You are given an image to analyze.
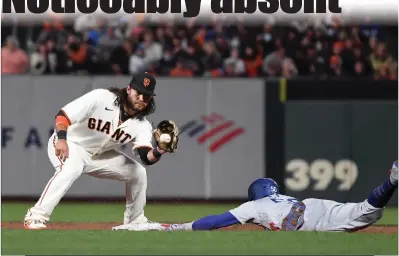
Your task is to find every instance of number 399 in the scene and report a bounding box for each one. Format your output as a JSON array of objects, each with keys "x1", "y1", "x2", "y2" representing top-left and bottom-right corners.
[{"x1": 285, "y1": 159, "x2": 358, "y2": 191}]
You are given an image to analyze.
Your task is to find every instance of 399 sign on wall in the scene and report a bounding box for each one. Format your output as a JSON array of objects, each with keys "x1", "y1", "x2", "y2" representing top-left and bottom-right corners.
[{"x1": 285, "y1": 159, "x2": 358, "y2": 192}]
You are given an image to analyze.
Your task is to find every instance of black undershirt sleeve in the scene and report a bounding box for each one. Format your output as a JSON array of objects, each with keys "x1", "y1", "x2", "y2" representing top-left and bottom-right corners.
[{"x1": 136, "y1": 147, "x2": 158, "y2": 165}]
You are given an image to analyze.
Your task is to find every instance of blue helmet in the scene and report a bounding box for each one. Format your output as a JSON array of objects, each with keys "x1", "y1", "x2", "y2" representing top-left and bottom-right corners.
[{"x1": 248, "y1": 178, "x2": 280, "y2": 201}]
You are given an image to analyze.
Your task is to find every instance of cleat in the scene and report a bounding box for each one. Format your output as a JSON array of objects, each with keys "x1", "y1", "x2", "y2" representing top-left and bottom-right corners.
[
  {"x1": 24, "y1": 209, "x2": 49, "y2": 230},
  {"x1": 24, "y1": 219, "x2": 47, "y2": 230}
]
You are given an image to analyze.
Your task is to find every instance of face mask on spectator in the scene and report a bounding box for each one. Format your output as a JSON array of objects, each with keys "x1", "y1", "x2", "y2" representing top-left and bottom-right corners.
[
  {"x1": 163, "y1": 53, "x2": 172, "y2": 61},
  {"x1": 316, "y1": 42, "x2": 323, "y2": 51},
  {"x1": 263, "y1": 34, "x2": 272, "y2": 41},
  {"x1": 231, "y1": 37, "x2": 240, "y2": 48}
]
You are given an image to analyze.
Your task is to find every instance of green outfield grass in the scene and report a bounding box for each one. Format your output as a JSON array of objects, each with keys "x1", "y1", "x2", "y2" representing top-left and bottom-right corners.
[{"x1": 2, "y1": 202, "x2": 398, "y2": 255}]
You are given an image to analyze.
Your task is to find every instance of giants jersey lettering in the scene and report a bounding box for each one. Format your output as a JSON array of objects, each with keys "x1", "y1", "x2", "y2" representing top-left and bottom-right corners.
[
  {"x1": 229, "y1": 194, "x2": 300, "y2": 230},
  {"x1": 58, "y1": 89, "x2": 153, "y2": 155}
]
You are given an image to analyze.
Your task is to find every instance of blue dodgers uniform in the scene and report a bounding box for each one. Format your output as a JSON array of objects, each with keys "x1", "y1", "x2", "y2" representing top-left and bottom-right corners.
[
  {"x1": 162, "y1": 162, "x2": 398, "y2": 232},
  {"x1": 183, "y1": 194, "x2": 305, "y2": 231},
  {"x1": 186, "y1": 195, "x2": 383, "y2": 232}
]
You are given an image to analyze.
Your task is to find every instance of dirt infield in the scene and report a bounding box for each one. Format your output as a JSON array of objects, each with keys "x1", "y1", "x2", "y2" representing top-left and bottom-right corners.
[{"x1": 2, "y1": 222, "x2": 397, "y2": 234}]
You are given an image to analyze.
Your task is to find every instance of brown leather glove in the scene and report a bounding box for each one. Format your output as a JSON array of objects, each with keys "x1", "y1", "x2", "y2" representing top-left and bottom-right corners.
[{"x1": 153, "y1": 120, "x2": 179, "y2": 153}]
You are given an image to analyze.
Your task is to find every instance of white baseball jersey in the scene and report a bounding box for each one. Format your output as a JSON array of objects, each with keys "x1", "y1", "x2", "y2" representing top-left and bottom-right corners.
[
  {"x1": 59, "y1": 88, "x2": 153, "y2": 156},
  {"x1": 229, "y1": 194, "x2": 300, "y2": 230},
  {"x1": 26, "y1": 88, "x2": 154, "y2": 225}
]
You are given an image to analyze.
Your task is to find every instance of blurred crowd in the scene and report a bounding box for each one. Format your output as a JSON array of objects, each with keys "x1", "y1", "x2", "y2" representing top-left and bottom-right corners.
[{"x1": 1, "y1": 15, "x2": 398, "y2": 80}]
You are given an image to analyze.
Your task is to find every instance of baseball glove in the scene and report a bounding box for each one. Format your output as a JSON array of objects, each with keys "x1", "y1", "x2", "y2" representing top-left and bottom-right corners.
[{"x1": 153, "y1": 120, "x2": 179, "y2": 153}]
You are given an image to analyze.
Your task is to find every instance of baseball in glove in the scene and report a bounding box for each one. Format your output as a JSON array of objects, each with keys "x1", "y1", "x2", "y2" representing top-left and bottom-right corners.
[{"x1": 153, "y1": 120, "x2": 179, "y2": 153}]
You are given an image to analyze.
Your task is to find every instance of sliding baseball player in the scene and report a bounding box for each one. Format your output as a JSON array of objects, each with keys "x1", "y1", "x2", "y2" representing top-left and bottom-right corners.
[
  {"x1": 24, "y1": 72, "x2": 179, "y2": 230},
  {"x1": 116, "y1": 161, "x2": 398, "y2": 232}
]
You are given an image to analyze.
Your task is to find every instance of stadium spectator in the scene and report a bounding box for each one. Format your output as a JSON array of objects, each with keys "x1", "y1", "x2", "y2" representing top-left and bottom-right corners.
[
  {"x1": 64, "y1": 35, "x2": 94, "y2": 74},
  {"x1": 35, "y1": 21, "x2": 68, "y2": 50},
  {"x1": 187, "y1": 44, "x2": 203, "y2": 76},
  {"x1": 156, "y1": 47, "x2": 176, "y2": 75},
  {"x1": 354, "y1": 61, "x2": 368, "y2": 77},
  {"x1": 1, "y1": 36, "x2": 29, "y2": 74},
  {"x1": 374, "y1": 64, "x2": 391, "y2": 80},
  {"x1": 353, "y1": 47, "x2": 372, "y2": 75},
  {"x1": 201, "y1": 41, "x2": 222, "y2": 76},
  {"x1": 244, "y1": 46, "x2": 263, "y2": 77},
  {"x1": 224, "y1": 48, "x2": 246, "y2": 76},
  {"x1": 142, "y1": 31, "x2": 163, "y2": 67},
  {"x1": 370, "y1": 42, "x2": 395, "y2": 74},
  {"x1": 86, "y1": 19, "x2": 107, "y2": 46},
  {"x1": 44, "y1": 39, "x2": 69, "y2": 74},
  {"x1": 170, "y1": 59, "x2": 193, "y2": 77},
  {"x1": 97, "y1": 28, "x2": 123, "y2": 63},
  {"x1": 329, "y1": 55, "x2": 348, "y2": 77},
  {"x1": 281, "y1": 58, "x2": 298, "y2": 78},
  {"x1": 341, "y1": 38, "x2": 356, "y2": 74},
  {"x1": 110, "y1": 39, "x2": 133, "y2": 75},
  {"x1": 129, "y1": 45, "x2": 147, "y2": 75},
  {"x1": 263, "y1": 47, "x2": 286, "y2": 77},
  {"x1": 30, "y1": 39, "x2": 68, "y2": 75},
  {"x1": 303, "y1": 46, "x2": 326, "y2": 77},
  {"x1": 1, "y1": 17, "x2": 397, "y2": 80}
]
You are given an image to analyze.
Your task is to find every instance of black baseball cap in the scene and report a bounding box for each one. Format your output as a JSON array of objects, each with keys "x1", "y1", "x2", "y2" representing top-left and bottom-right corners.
[{"x1": 129, "y1": 72, "x2": 156, "y2": 96}]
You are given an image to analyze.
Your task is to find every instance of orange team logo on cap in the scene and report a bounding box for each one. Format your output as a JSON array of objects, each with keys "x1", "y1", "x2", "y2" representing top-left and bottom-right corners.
[{"x1": 143, "y1": 78, "x2": 151, "y2": 87}]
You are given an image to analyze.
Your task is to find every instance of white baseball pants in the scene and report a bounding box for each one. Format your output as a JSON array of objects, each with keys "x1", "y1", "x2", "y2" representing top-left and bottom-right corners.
[
  {"x1": 300, "y1": 198, "x2": 383, "y2": 232},
  {"x1": 27, "y1": 134, "x2": 148, "y2": 224}
]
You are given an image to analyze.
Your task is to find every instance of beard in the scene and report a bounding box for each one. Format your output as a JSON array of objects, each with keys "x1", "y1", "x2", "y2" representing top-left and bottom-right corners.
[
  {"x1": 126, "y1": 98, "x2": 147, "y2": 113},
  {"x1": 133, "y1": 103, "x2": 146, "y2": 111},
  {"x1": 126, "y1": 98, "x2": 135, "y2": 111}
]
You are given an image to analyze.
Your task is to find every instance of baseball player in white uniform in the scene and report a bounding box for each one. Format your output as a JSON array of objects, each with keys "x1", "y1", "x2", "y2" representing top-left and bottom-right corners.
[
  {"x1": 24, "y1": 72, "x2": 179, "y2": 230},
  {"x1": 117, "y1": 160, "x2": 398, "y2": 232}
]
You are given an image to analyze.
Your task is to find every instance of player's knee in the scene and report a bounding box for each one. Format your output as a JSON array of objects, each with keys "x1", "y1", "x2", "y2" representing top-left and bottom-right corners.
[
  {"x1": 361, "y1": 209, "x2": 383, "y2": 225},
  {"x1": 374, "y1": 209, "x2": 383, "y2": 221},
  {"x1": 369, "y1": 211, "x2": 383, "y2": 225},
  {"x1": 59, "y1": 164, "x2": 83, "y2": 179}
]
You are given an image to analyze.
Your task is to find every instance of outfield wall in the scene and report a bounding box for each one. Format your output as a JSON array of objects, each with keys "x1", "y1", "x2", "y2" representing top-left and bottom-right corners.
[
  {"x1": 1, "y1": 76, "x2": 397, "y2": 205},
  {"x1": 284, "y1": 101, "x2": 398, "y2": 203},
  {"x1": 269, "y1": 78, "x2": 398, "y2": 206},
  {"x1": 1, "y1": 76, "x2": 265, "y2": 199}
]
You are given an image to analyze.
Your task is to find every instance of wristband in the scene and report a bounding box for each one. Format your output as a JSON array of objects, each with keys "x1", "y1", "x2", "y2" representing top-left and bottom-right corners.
[
  {"x1": 57, "y1": 130, "x2": 67, "y2": 140},
  {"x1": 153, "y1": 147, "x2": 166, "y2": 158}
]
